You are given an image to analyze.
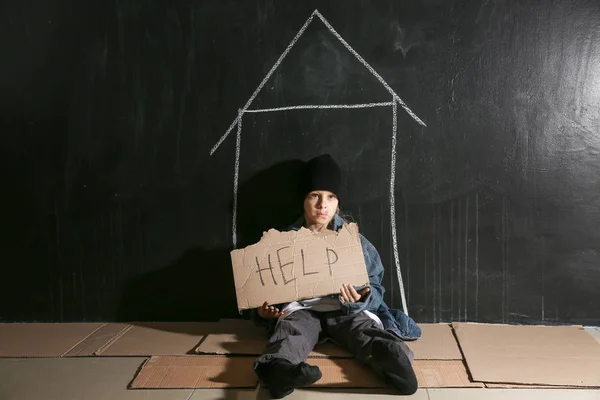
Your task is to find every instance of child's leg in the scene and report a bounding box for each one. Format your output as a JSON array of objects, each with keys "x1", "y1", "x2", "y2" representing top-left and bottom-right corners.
[
  {"x1": 255, "y1": 309, "x2": 322, "y2": 365},
  {"x1": 325, "y1": 312, "x2": 418, "y2": 395},
  {"x1": 254, "y1": 309, "x2": 323, "y2": 398}
]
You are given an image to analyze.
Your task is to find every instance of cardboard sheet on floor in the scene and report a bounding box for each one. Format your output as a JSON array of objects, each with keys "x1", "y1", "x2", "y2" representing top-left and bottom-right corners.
[
  {"x1": 195, "y1": 323, "x2": 461, "y2": 360},
  {"x1": 65, "y1": 323, "x2": 131, "y2": 356},
  {"x1": 484, "y1": 382, "x2": 594, "y2": 389},
  {"x1": 0, "y1": 323, "x2": 105, "y2": 357},
  {"x1": 453, "y1": 322, "x2": 600, "y2": 387},
  {"x1": 195, "y1": 334, "x2": 351, "y2": 357},
  {"x1": 413, "y1": 360, "x2": 483, "y2": 388},
  {"x1": 129, "y1": 356, "x2": 258, "y2": 388},
  {"x1": 405, "y1": 323, "x2": 463, "y2": 360},
  {"x1": 311, "y1": 359, "x2": 482, "y2": 388},
  {"x1": 97, "y1": 322, "x2": 214, "y2": 356},
  {"x1": 130, "y1": 356, "x2": 479, "y2": 389},
  {"x1": 309, "y1": 358, "x2": 384, "y2": 388},
  {"x1": 210, "y1": 319, "x2": 266, "y2": 338}
]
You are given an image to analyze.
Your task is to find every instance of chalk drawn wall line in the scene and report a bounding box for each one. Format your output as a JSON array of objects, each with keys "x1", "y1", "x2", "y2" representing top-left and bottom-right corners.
[
  {"x1": 210, "y1": 10, "x2": 317, "y2": 156},
  {"x1": 210, "y1": 9, "x2": 426, "y2": 155},
  {"x1": 390, "y1": 100, "x2": 409, "y2": 316},
  {"x1": 244, "y1": 102, "x2": 394, "y2": 113},
  {"x1": 209, "y1": 9, "x2": 430, "y2": 316},
  {"x1": 312, "y1": 10, "x2": 426, "y2": 128},
  {"x1": 232, "y1": 109, "x2": 243, "y2": 248}
]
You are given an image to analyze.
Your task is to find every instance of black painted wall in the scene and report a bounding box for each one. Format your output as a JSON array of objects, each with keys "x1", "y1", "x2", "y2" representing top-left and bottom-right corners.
[{"x1": 1, "y1": 0, "x2": 599, "y2": 325}]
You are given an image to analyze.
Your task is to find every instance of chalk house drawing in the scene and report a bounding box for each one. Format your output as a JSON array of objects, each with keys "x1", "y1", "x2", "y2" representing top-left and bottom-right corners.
[{"x1": 209, "y1": 9, "x2": 426, "y2": 316}]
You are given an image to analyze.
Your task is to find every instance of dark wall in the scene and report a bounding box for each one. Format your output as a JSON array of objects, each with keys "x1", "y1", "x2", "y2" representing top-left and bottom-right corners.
[{"x1": 1, "y1": 0, "x2": 599, "y2": 325}]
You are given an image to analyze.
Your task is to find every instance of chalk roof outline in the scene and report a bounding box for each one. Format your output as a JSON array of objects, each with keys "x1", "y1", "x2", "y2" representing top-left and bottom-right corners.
[
  {"x1": 209, "y1": 9, "x2": 426, "y2": 155},
  {"x1": 210, "y1": 9, "x2": 428, "y2": 317}
]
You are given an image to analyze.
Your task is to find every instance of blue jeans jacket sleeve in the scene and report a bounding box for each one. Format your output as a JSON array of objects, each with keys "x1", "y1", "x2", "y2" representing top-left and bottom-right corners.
[
  {"x1": 287, "y1": 214, "x2": 422, "y2": 340},
  {"x1": 339, "y1": 234, "x2": 385, "y2": 315}
]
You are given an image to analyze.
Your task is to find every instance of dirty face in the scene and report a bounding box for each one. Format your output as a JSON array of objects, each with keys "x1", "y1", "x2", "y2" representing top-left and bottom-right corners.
[{"x1": 303, "y1": 190, "x2": 339, "y2": 231}]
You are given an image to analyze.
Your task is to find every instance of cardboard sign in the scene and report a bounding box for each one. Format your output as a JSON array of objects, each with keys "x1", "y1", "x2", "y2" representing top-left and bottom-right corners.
[{"x1": 230, "y1": 223, "x2": 369, "y2": 310}]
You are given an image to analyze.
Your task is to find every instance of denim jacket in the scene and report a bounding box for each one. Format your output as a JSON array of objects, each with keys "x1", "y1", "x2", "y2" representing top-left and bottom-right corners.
[{"x1": 251, "y1": 215, "x2": 422, "y2": 341}]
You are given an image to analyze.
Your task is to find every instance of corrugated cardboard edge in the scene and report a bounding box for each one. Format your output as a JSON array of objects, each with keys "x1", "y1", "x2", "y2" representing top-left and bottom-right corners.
[
  {"x1": 129, "y1": 355, "x2": 258, "y2": 389},
  {"x1": 194, "y1": 334, "x2": 352, "y2": 358},
  {"x1": 414, "y1": 360, "x2": 483, "y2": 388},
  {"x1": 232, "y1": 223, "x2": 368, "y2": 311},
  {"x1": 484, "y1": 382, "x2": 600, "y2": 389},
  {"x1": 0, "y1": 323, "x2": 107, "y2": 358},
  {"x1": 60, "y1": 324, "x2": 107, "y2": 357},
  {"x1": 129, "y1": 357, "x2": 153, "y2": 388},
  {"x1": 194, "y1": 334, "x2": 264, "y2": 356},
  {"x1": 94, "y1": 324, "x2": 135, "y2": 355},
  {"x1": 65, "y1": 323, "x2": 132, "y2": 357},
  {"x1": 405, "y1": 323, "x2": 463, "y2": 360},
  {"x1": 129, "y1": 356, "x2": 483, "y2": 389},
  {"x1": 310, "y1": 359, "x2": 482, "y2": 388},
  {"x1": 94, "y1": 322, "x2": 211, "y2": 356},
  {"x1": 195, "y1": 324, "x2": 462, "y2": 361},
  {"x1": 453, "y1": 322, "x2": 600, "y2": 387},
  {"x1": 59, "y1": 323, "x2": 106, "y2": 357}
]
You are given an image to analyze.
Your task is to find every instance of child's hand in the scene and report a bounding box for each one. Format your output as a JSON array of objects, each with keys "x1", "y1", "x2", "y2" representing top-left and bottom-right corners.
[
  {"x1": 258, "y1": 301, "x2": 283, "y2": 319},
  {"x1": 340, "y1": 283, "x2": 370, "y2": 303}
]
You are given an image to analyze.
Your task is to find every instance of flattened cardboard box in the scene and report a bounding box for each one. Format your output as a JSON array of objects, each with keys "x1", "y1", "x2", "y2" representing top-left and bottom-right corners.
[
  {"x1": 311, "y1": 359, "x2": 483, "y2": 388},
  {"x1": 195, "y1": 323, "x2": 462, "y2": 360},
  {"x1": 0, "y1": 323, "x2": 106, "y2": 358},
  {"x1": 195, "y1": 334, "x2": 351, "y2": 358},
  {"x1": 66, "y1": 323, "x2": 131, "y2": 356},
  {"x1": 97, "y1": 322, "x2": 214, "y2": 356},
  {"x1": 405, "y1": 323, "x2": 463, "y2": 360},
  {"x1": 231, "y1": 223, "x2": 369, "y2": 310},
  {"x1": 130, "y1": 356, "x2": 258, "y2": 389},
  {"x1": 484, "y1": 382, "x2": 597, "y2": 389},
  {"x1": 130, "y1": 356, "x2": 481, "y2": 389},
  {"x1": 413, "y1": 360, "x2": 483, "y2": 388},
  {"x1": 209, "y1": 319, "x2": 265, "y2": 338},
  {"x1": 453, "y1": 322, "x2": 600, "y2": 387}
]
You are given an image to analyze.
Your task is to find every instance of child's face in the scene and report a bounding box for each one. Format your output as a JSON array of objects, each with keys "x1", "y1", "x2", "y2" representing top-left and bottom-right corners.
[{"x1": 303, "y1": 190, "x2": 339, "y2": 228}]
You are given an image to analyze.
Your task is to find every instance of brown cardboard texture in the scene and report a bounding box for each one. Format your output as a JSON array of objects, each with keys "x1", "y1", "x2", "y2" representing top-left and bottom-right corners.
[
  {"x1": 311, "y1": 359, "x2": 482, "y2": 388},
  {"x1": 97, "y1": 322, "x2": 212, "y2": 356},
  {"x1": 211, "y1": 319, "x2": 265, "y2": 338},
  {"x1": 0, "y1": 323, "x2": 105, "y2": 358},
  {"x1": 453, "y1": 322, "x2": 600, "y2": 387},
  {"x1": 130, "y1": 357, "x2": 481, "y2": 389},
  {"x1": 413, "y1": 360, "x2": 483, "y2": 388},
  {"x1": 195, "y1": 334, "x2": 351, "y2": 358},
  {"x1": 405, "y1": 323, "x2": 463, "y2": 360},
  {"x1": 130, "y1": 356, "x2": 258, "y2": 389},
  {"x1": 231, "y1": 223, "x2": 369, "y2": 310},
  {"x1": 196, "y1": 324, "x2": 460, "y2": 360},
  {"x1": 65, "y1": 323, "x2": 131, "y2": 357},
  {"x1": 309, "y1": 358, "x2": 384, "y2": 388}
]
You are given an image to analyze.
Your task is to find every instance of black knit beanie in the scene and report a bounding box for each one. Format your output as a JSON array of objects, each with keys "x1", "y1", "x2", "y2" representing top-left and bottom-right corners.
[{"x1": 301, "y1": 154, "x2": 342, "y2": 201}]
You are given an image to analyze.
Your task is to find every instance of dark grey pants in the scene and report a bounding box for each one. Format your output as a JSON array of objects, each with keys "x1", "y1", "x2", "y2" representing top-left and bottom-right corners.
[{"x1": 255, "y1": 309, "x2": 416, "y2": 388}]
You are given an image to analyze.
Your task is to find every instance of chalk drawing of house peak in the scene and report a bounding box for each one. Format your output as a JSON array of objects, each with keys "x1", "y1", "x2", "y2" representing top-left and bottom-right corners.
[
  {"x1": 210, "y1": 9, "x2": 426, "y2": 156},
  {"x1": 209, "y1": 9, "x2": 427, "y2": 316}
]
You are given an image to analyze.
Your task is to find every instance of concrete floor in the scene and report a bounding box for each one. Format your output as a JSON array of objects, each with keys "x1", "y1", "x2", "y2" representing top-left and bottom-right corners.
[
  {"x1": 2, "y1": 356, "x2": 599, "y2": 400},
  {"x1": 1, "y1": 327, "x2": 599, "y2": 400}
]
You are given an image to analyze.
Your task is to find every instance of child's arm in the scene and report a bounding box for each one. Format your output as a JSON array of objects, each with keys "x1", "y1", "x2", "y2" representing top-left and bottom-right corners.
[{"x1": 339, "y1": 234, "x2": 386, "y2": 315}]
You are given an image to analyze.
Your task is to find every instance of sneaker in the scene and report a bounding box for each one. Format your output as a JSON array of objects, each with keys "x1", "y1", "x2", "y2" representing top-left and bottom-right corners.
[
  {"x1": 372, "y1": 339, "x2": 418, "y2": 395},
  {"x1": 255, "y1": 358, "x2": 322, "y2": 399}
]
